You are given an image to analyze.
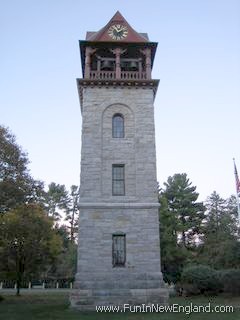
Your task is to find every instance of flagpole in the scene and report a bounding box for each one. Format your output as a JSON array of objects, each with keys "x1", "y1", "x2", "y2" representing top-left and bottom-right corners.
[{"x1": 233, "y1": 158, "x2": 240, "y2": 225}]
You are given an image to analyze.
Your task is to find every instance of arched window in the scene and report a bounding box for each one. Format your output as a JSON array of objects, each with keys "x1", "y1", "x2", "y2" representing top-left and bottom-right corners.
[{"x1": 112, "y1": 114, "x2": 124, "y2": 138}]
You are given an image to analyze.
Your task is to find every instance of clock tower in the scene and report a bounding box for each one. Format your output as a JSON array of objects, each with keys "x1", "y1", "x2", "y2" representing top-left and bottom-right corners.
[{"x1": 71, "y1": 11, "x2": 168, "y2": 310}]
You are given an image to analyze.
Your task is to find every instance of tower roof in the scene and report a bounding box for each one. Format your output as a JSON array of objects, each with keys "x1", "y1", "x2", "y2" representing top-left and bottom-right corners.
[{"x1": 85, "y1": 11, "x2": 149, "y2": 43}]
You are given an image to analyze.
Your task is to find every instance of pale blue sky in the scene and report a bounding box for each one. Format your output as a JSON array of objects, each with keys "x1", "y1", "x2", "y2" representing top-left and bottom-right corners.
[{"x1": 1, "y1": 0, "x2": 240, "y2": 200}]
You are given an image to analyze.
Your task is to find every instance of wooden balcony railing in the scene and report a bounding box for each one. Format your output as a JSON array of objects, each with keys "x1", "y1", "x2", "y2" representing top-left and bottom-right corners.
[
  {"x1": 89, "y1": 71, "x2": 116, "y2": 80},
  {"x1": 120, "y1": 71, "x2": 147, "y2": 80},
  {"x1": 88, "y1": 70, "x2": 148, "y2": 81}
]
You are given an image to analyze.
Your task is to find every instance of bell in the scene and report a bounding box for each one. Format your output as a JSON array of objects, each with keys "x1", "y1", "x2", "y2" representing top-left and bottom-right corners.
[
  {"x1": 101, "y1": 60, "x2": 112, "y2": 70},
  {"x1": 129, "y1": 61, "x2": 138, "y2": 71},
  {"x1": 120, "y1": 61, "x2": 126, "y2": 68}
]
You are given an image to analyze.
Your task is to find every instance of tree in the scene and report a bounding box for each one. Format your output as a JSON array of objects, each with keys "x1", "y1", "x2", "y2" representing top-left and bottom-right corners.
[
  {"x1": 44, "y1": 182, "x2": 69, "y2": 221},
  {"x1": 0, "y1": 204, "x2": 62, "y2": 295},
  {"x1": 0, "y1": 125, "x2": 44, "y2": 213},
  {"x1": 159, "y1": 173, "x2": 205, "y2": 283},
  {"x1": 0, "y1": 126, "x2": 28, "y2": 181},
  {"x1": 198, "y1": 192, "x2": 240, "y2": 269},
  {"x1": 44, "y1": 184, "x2": 79, "y2": 241},
  {"x1": 162, "y1": 173, "x2": 205, "y2": 248},
  {"x1": 159, "y1": 194, "x2": 186, "y2": 283},
  {"x1": 65, "y1": 185, "x2": 79, "y2": 242},
  {"x1": 52, "y1": 225, "x2": 78, "y2": 279}
]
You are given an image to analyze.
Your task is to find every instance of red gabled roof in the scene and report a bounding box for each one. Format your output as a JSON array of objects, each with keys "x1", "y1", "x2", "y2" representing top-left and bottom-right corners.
[{"x1": 86, "y1": 11, "x2": 149, "y2": 42}]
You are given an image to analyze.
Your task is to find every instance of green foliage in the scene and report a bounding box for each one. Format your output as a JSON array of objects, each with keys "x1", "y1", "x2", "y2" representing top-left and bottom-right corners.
[
  {"x1": 56, "y1": 225, "x2": 71, "y2": 248},
  {"x1": 159, "y1": 195, "x2": 187, "y2": 283},
  {"x1": 64, "y1": 185, "x2": 80, "y2": 242},
  {"x1": 218, "y1": 269, "x2": 240, "y2": 295},
  {"x1": 0, "y1": 125, "x2": 44, "y2": 213},
  {"x1": 42, "y1": 182, "x2": 80, "y2": 243},
  {"x1": 0, "y1": 125, "x2": 28, "y2": 180},
  {"x1": 44, "y1": 182, "x2": 69, "y2": 221},
  {"x1": 181, "y1": 266, "x2": 240, "y2": 296},
  {"x1": 162, "y1": 173, "x2": 205, "y2": 248},
  {"x1": 198, "y1": 192, "x2": 240, "y2": 269},
  {"x1": 159, "y1": 176, "x2": 240, "y2": 284},
  {"x1": 0, "y1": 204, "x2": 62, "y2": 295},
  {"x1": 0, "y1": 295, "x2": 4, "y2": 302},
  {"x1": 181, "y1": 265, "x2": 221, "y2": 296},
  {"x1": 52, "y1": 243, "x2": 77, "y2": 279},
  {"x1": 0, "y1": 125, "x2": 78, "y2": 282},
  {"x1": 159, "y1": 173, "x2": 205, "y2": 283},
  {"x1": 44, "y1": 183, "x2": 80, "y2": 240},
  {"x1": 49, "y1": 225, "x2": 78, "y2": 279}
]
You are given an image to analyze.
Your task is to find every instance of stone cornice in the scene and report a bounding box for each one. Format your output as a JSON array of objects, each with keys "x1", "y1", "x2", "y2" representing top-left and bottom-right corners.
[
  {"x1": 77, "y1": 78, "x2": 159, "y2": 110},
  {"x1": 79, "y1": 202, "x2": 160, "y2": 209}
]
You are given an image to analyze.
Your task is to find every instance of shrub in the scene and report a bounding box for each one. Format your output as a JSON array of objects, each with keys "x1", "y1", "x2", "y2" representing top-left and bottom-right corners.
[
  {"x1": 218, "y1": 269, "x2": 240, "y2": 295},
  {"x1": 0, "y1": 295, "x2": 4, "y2": 302},
  {"x1": 181, "y1": 265, "x2": 221, "y2": 296}
]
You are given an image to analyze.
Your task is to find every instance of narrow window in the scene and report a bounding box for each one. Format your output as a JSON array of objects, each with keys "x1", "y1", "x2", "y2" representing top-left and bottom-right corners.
[
  {"x1": 112, "y1": 234, "x2": 126, "y2": 267},
  {"x1": 112, "y1": 114, "x2": 124, "y2": 138},
  {"x1": 112, "y1": 164, "x2": 125, "y2": 196}
]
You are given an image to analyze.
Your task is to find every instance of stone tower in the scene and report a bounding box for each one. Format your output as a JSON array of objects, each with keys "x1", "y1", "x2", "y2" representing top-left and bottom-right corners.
[{"x1": 71, "y1": 11, "x2": 168, "y2": 310}]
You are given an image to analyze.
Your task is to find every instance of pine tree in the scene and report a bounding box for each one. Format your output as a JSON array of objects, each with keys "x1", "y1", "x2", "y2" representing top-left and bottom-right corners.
[
  {"x1": 198, "y1": 191, "x2": 240, "y2": 269},
  {"x1": 159, "y1": 173, "x2": 205, "y2": 282},
  {"x1": 65, "y1": 185, "x2": 80, "y2": 242},
  {"x1": 162, "y1": 173, "x2": 205, "y2": 248}
]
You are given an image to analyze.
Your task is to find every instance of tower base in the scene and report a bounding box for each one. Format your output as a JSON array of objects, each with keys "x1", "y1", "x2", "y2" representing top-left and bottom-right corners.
[{"x1": 70, "y1": 272, "x2": 169, "y2": 311}]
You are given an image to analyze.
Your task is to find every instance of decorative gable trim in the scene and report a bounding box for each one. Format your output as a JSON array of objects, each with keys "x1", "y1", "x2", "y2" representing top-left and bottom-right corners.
[{"x1": 85, "y1": 11, "x2": 149, "y2": 43}]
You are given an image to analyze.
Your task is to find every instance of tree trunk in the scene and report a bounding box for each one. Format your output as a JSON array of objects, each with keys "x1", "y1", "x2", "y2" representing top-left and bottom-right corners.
[
  {"x1": 16, "y1": 257, "x2": 24, "y2": 296},
  {"x1": 16, "y1": 271, "x2": 22, "y2": 296},
  {"x1": 182, "y1": 231, "x2": 187, "y2": 248},
  {"x1": 70, "y1": 212, "x2": 75, "y2": 243}
]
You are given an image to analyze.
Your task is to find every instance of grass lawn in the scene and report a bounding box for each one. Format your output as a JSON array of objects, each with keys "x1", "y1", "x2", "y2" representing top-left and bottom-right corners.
[{"x1": 0, "y1": 290, "x2": 239, "y2": 320}]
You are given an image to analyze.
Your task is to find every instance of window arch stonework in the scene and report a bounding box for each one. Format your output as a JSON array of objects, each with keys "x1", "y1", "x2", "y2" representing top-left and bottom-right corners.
[
  {"x1": 102, "y1": 103, "x2": 134, "y2": 140},
  {"x1": 101, "y1": 104, "x2": 136, "y2": 198}
]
